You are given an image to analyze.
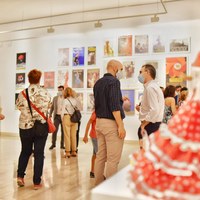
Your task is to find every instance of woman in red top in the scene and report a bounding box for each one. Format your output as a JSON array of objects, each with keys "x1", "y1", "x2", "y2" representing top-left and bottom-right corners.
[{"x1": 83, "y1": 111, "x2": 97, "y2": 178}]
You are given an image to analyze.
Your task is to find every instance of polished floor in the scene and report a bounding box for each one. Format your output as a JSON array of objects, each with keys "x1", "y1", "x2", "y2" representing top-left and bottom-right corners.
[{"x1": 0, "y1": 135, "x2": 138, "y2": 200}]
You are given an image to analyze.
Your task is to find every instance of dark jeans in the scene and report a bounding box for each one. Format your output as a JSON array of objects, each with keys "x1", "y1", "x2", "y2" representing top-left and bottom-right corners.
[
  {"x1": 52, "y1": 115, "x2": 64, "y2": 147},
  {"x1": 17, "y1": 127, "x2": 48, "y2": 185},
  {"x1": 138, "y1": 122, "x2": 161, "y2": 139}
]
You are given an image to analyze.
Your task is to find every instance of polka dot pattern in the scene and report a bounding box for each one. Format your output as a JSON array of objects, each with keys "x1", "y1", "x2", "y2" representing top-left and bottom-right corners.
[{"x1": 129, "y1": 97, "x2": 200, "y2": 199}]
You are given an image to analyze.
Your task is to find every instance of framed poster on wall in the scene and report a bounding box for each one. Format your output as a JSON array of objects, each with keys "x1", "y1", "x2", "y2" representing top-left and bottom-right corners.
[
  {"x1": 135, "y1": 35, "x2": 149, "y2": 54},
  {"x1": 16, "y1": 52, "x2": 26, "y2": 70},
  {"x1": 57, "y1": 48, "x2": 69, "y2": 66},
  {"x1": 121, "y1": 89, "x2": 135, "y2": 115},
  {"x1": 87, "y1": 68, "x2": 100, "y2": 88},
  {"x1": 118, "y1": 35, "x2": 132, "y2": 56},
  {"x1": 166, "y1": 57, "x2": 187, "y2": 87},
  {"x1": 72, "y1": 69, "x2": 84, "y2": 88},
  {"x1": 44, "y1": 71, "x2": 55, "y2": 89},
  {"x1": 169, "y1": 38, "x2": 190, "y2": 53}
]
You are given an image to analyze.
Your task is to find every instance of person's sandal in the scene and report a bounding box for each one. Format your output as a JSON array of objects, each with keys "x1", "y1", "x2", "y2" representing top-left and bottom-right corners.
[{"x1": 17, "y1": 177, "x2": 25, "y2": 187}]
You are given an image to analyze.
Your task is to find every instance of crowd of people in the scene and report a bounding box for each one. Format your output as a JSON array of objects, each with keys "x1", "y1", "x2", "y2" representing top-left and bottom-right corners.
[{"x1": 0, "y1": 60, "x2": 190, "y2": 190}]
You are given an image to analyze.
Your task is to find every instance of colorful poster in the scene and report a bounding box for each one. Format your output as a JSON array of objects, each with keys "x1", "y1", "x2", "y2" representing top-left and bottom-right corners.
[
  {"x1": 57, "y1": 69, "x2": 69, "y2": 88},
  {"x1": 87, "y1": 68, "x2": 100, "y2": 88},
  {"x1": 72, "y1": 69, "x2": 84, "y2": 88},
  {"x1": 135, "y1": 35, "x2": 149, "y2": 54},
  {"x1": 121, "y1": 90, "x2": 135, "y2": 115},
  {"x1": 122, "y1": 61, "x2": 135, "y2": 79},
  {"x1": 87, "y1": 93, "x2": 94, "y2": 112},
  {"x1": 16, "y1": 73, "x2": 25, "y2": 90},
  {"x1": 152, "y1": 35, "x2": 165, "y2": 53},
  {"x1": 104, "y1": 39, "x2": 114, "y2": 57},
  {"x1": 118, "y1": 35, "x2": 132, "y2": 56},
  {"x1": 88, "y1": 46, "x2": 96, "y2": 65},
  {"x1": 76, "y1": 92, "x2": 83, "y2": 111},
  {"x1": 166, "y1": 57, "x2": 187, "y2": 87},
  {"x1": 16, "y1": 52, "x2": 26, "y2": 70},
  {"x1": 169, "y1": 38, "x2": 190, "y2": 52},
  {"x1": 44, "y1": 71, "x2": 55, "y2": 89},
  {"x1": 58, "y1": 48, "x2": 69, "y2": 66},
  {"x1": 72, "y1": 47, "x2": 85, "y2": 66}
]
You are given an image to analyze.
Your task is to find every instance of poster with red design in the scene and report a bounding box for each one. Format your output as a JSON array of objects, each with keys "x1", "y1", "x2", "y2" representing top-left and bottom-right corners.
[
  {"x1": 118, "y1": 35, "x2": 132, "y2": 56},
  {"x1": 16, "y1": 52, "x2": 26, "y2": 70},
  {"x1": 16, "y1": 73, "x2": 25, "y2": 90},
  {"x1": 44, "y1": 71, "x2": 55, "y2": 89},
  {"x1": 87, "y1": 68, "x2": 100, "y2": 88},
  {"x1": 166, "y1": 57, "x2": 187, "y2": 87}
]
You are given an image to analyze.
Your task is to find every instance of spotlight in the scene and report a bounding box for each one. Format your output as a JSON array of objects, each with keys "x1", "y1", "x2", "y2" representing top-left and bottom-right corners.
[
  {"x1": 151, "y1": 15, "x2": 159, "y2": 23},
  {"x1": 94, "y1": 21, "x2": 102, "y2": 28},
  {"x1": 47, "y1": 26, "x2": 55, "y2": 33}
]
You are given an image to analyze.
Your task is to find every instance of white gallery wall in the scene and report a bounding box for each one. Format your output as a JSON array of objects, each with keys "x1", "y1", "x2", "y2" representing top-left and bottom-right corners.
[{"x1": 0, "y1": 19, "x2": 200, "y2": 140}]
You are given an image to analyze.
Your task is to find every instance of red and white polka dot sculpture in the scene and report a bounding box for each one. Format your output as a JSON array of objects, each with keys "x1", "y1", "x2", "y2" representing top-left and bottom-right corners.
[{"x1": 129, "y1": 52, "x2": 200, "y2": 200}]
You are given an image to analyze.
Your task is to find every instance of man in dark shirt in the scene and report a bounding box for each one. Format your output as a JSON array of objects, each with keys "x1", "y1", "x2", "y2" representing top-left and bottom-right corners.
[{"x1": 93, "y1": 59, "x2": 126, "y2": 185}]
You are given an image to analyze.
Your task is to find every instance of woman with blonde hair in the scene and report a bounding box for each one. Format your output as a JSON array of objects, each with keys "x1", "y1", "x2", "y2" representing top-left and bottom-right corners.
[{"x1": 61, "y1": 87, "x2": 80, "y2": 158}]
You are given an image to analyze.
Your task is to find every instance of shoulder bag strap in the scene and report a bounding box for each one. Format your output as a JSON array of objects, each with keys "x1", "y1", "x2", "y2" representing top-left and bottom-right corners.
[
  {"x1": 25, "y1": 88, "x2": 33, "y2": 117},
  {"x1": 67, "y1": 98, "x2": 76, "y2": 111},
  {"x1": 22, "y1": 89, "x2": 47, "y2": 121}
]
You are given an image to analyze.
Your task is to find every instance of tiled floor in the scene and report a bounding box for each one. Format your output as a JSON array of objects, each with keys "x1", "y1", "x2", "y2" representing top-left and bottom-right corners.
[{"x1": 0, "y1": 135, "x2": 138, "y2": 200}]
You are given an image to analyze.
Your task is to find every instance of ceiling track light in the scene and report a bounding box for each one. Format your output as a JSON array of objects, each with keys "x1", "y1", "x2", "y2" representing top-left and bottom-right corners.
[
  {"x1": 47, "y1": 26, "x2": 55, "y2": 33},
  {"x1": 94, "y1": 20, "x2": 103, "y2": 28},
  {"x1": 151, "y1": 14, "x2": 159, "y2": 23}
]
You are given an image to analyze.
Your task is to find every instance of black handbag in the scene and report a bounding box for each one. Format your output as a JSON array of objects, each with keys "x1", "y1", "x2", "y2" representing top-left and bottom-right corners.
[{"x1": 66, "y1": 98, "x2": 82, "y2": 123}]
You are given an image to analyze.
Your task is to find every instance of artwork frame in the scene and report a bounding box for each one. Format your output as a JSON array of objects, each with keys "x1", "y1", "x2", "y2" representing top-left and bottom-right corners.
[
  {"x1": 135, "y1": 35, "x2": 149, "y2": 54},
  {"x1": 16, "y1": 73, "x2": 25, "y2": 90},
  {"x1": 121, "y1": 89, "x2": 135, "y2": 115},
  {"x1": 88, "y1": 46, "x2": 96, "y2": 65},
  {"x1": 118, "y1": 35, "x2": 132, "y2": 56},
  {"x1": 16, "y1": 52, "x2": 26, "y2": 70},
  {"x1": 57, "y1": 48, "x2": 69, "y2": 66},
  {"x1": 103, "y1": 38, "x2": 115, "y2": 57},
  {"x1": 169, "y1": 38, "x2": 190, "y2": 53},
  {"x1": 87, "y1": 92, "x2": 94, "y2": 112},
  {"x1": 152, "y1": 35, "x2": 166, "y2": 53},
  {"x1": 44, "y1": 71, "x2": 55, "y2": 89},
  {"x1": 72, "y1": 69, "x2": 84, "y2": 88},
  {"x1": 166, "y1": 56, "x2": 187, "y2": 87},
  {"x1": 72, "y1": 47, "x2": 85, "y2": 66},
  {"x1": 87, "y1": 68, "x2": 100, "y2": 88}
]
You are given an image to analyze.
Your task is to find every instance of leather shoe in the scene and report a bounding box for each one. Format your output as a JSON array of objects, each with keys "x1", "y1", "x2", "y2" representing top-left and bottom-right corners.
[{"x1": 49, "y1": 145, "x2": 55, "y2": 150}]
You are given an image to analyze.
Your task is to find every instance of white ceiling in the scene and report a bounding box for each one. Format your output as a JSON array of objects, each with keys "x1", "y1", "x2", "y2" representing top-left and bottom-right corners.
[{"x1": 0, "y1": 0, "x2": 200, "y2": 42}]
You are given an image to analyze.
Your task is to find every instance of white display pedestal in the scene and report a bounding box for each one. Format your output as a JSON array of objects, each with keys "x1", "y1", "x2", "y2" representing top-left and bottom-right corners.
[{"x1": 91, "y1": 165, "x2": 134, "y2": 200}]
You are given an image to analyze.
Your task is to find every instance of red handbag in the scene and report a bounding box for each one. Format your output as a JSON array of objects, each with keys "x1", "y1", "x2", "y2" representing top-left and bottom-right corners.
[{"x1": 22, "y1": 90, "x2": 56, "y2": 134}]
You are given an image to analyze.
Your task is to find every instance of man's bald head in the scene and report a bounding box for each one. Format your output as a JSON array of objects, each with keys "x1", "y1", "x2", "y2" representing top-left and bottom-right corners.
[{"x1": 107, "y1": 59, "x2": 123, "y2": 73}]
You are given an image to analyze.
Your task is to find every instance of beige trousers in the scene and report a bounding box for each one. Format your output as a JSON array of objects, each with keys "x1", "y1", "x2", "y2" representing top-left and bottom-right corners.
[
  {"x1": 62, "y1": 115, "x2": 78, "y2": 152},
  {"x1": 94, "y1": 118, "x2": 124, "y2": 185}
]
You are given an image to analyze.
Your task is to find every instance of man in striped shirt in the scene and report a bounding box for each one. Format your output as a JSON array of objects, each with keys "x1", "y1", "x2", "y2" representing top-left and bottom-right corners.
[{"x1": 93, "y1": 59, "x2": 126, "y2": 185}]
